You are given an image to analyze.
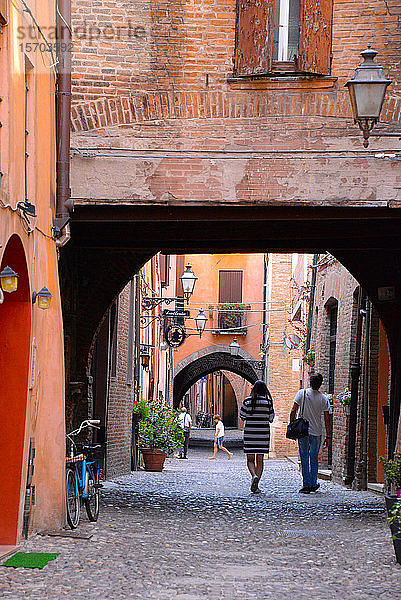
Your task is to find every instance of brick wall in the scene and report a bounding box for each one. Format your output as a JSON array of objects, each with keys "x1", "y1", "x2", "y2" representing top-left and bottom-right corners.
[
  {"x1": 106, "y1": 282, "x2": 134, "y2": 478},
  {"x1": 268, "y1": 254, "x2": 302, "y2": 458},
  {"x1": 313, "y1": 257, "x2": 358, "y2": 481},
  {"x1": 311, "y1": 256, "x2": 387, "y2": 488},
  {"x1": 70, "y1": 0, "x2": 401, "y2": 209}
]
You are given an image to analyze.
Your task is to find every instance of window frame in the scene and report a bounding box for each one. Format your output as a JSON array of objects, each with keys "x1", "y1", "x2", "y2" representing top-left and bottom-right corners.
[{"x1": 233, "y1": 0, "x2": 334, "y2": 78}]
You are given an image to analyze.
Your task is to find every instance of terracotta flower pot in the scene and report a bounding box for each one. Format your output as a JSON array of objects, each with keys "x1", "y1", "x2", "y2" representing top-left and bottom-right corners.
[
  {"x1": 385, "y1": 495, "x2": 401, "y2": 565},
  {"x1": 141, "y1": 448, "x2": 167, "y2": 472}
]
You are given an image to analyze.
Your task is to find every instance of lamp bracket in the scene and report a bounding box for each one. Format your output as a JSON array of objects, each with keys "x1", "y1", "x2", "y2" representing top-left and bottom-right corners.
[
  {"x1": 142, "y1": 296, "x2": 180, "y2": 311},
  {"x1": 53, "y1": 216, "x2": 70, "y2": 232},
  {"x1": 356, "y1": 117, "x2": 377, "y2": 148}
]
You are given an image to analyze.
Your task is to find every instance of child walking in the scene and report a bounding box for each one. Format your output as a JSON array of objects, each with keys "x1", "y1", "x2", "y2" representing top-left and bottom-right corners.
[{"x1": 208, "y1": 414, "x2": 233, "y2": 460}]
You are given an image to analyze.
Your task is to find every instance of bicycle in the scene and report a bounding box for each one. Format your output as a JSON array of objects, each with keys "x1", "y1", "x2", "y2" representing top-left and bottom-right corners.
[{"x1": 65, "y1": 419, "x2": 103, "y2": 529}]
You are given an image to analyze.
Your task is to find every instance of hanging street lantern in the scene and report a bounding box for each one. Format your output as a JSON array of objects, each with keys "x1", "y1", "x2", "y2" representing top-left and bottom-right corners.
[
  {"x1": 195, "y1": 309, "x2": 207, "y2": 337},
  {"x1": 0, "y1": 265, "x2": 19, "y2": 293},
  {"x1": 345, "y1": 46, "x2": 392, "y2": 148},
  {"x1": 229, "y1": 338, "x2": 241, "y2": 357},
  {"x1": 179, "y1": 264, "x2": 198, "y2": 303},
  {"x1": 140, "y1": 345, "x2": 151, "y2": 370},
  {"x1": 32, "y1": 287, "x2": 52, "y2": 310}
]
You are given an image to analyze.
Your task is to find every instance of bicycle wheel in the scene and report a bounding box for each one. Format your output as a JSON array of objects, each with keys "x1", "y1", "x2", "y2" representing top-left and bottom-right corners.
[
  {"x1": 66, "y1": 467, "x2": 80, "y2": 529},
  {"x1": 84, "y1": 468, "x2": 99, "y2": 522}
]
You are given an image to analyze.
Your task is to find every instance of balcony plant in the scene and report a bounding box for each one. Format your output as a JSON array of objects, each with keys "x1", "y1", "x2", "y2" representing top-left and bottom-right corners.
[
  {"x1": 379, "y1": 450, "x2": 401, "y2": 564},
  {"x1": 215, "y1": 303, "x2": 249, "y2": 333},
  {"x1": 138, "y1": 399, "x2": 184, "y2": 472}
]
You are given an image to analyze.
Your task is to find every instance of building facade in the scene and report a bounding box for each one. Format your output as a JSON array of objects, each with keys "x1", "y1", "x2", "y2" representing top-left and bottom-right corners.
[
  {"x1": 0, "y1": 1, "x2": 65, "y2": 545},
  {"x1": 173, "y1": 253, "x2": 304, "y2": 458},
  {"x1": 307, "y1": 255, "x2": 390, "y2": 490},
  {"x1": 63, "y1": 0, "x2": 401, "y2": 506}
]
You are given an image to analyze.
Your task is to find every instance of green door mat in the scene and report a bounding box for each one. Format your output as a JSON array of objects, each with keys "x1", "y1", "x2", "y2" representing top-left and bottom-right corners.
[{"x1": 2, "y1": 552, "x2": 59, "y2": 569}]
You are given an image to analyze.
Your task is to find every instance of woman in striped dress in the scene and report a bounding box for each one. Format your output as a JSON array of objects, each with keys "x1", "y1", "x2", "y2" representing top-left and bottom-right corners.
[{"x1": 240, "y1": 380, "x2": 275, "y2": 493}]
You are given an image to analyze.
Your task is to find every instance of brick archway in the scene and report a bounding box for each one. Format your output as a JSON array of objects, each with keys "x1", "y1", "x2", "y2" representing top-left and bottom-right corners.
[{"x1": 173, "y1": 345, "x2": 262, "y2": 407}]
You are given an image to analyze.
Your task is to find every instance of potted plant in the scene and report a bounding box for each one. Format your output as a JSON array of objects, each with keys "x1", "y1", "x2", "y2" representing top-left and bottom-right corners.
[
  {"x1": 138, "y1": 399, "x2": 184, "y2": 472},
  {"x1": 132, "y1": 398, "x2": 149, "y2": 424},
  {"x1": 379, "y1": 450, "x2": 401, "y2": 564}
]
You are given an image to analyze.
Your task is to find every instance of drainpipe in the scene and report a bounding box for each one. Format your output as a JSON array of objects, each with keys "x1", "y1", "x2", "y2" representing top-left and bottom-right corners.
[
  {"x1": 133, "y1": 274, "x2": 141, "y2": 403},
  {"x1": 345, "y1": 287, "x2": 363, "y2": 486},
  {"x1": 360, "y1": 298, "x2": 372, "y2": 490},
  {"x1": 131, "y1": 274, "x2": 141, "y2": 470},
  {"x1": 305, "y1": 253, "x2": 319, "y2": 353},
  {"x1": 262, "y1": 253, "x2": 269, "y2": 381},
  {"x1": 54, "y1": 0, "x2": 73, "y2": 234}
]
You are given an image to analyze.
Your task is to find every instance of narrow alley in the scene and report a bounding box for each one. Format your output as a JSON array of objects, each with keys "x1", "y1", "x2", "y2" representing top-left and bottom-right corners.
[{"x1": 2, "y1": 451, "x2": 397, "y2": 600}]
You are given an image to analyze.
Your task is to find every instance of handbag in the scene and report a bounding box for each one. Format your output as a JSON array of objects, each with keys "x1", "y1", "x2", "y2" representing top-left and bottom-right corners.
[{"x1": 286, "y1": 390, "x2": 309, "y2": 440}]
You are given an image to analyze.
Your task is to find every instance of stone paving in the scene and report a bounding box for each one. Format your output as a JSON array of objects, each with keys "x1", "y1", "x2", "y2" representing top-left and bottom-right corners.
[{"x1": 1, "y1": 450, "x2": 399, "y2": 600}]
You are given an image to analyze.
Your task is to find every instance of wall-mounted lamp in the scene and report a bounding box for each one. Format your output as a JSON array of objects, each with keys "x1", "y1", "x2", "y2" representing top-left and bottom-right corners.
[
  {"x1": 0, "y1": 265, "x2": 19, "y2": 293},
  {"x1": 140, "y1": 344, "x2": 151, "y2": 370},
  {"x1": 17, "y1": 200, "x2": 37, "y2": 218},
  {"x1": 345, "y1": 46, "x2": 392, "y2": 148},
  {"x1": 179, "y1": 264, "x2": 198, "y2": 304},
  {"x1": 229, "y1": 338, "x2": 241, "y2": 357},
  {"x1": 32, "y1": 286, "x2": 52, "y2": 310},
  {"x1": 195, "y1": 309, "x2": 207, "y2": 337}
]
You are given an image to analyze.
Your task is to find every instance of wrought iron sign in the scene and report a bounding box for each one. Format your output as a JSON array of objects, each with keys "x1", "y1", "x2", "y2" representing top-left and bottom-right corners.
[{"x1": 164, "y1": 324, "x2": 186, "y2": 348}]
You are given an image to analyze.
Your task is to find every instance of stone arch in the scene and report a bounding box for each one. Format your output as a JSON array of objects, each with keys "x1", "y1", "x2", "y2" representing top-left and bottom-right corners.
[{"x1": 173, "y1": 345, "x2": 261, "y2": 407}]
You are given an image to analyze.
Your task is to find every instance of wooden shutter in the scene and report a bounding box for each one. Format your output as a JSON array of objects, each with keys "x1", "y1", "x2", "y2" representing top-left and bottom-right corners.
[
  {"x1": 159, "y1": 254, "x2": 170, "y2": 288},
  {"x1": 0, "y1": 0, "x2": 7, "y2": 25},
  {"x1": 219, "y1": 271, "x2": 243, "y2": 303},
  {"x1": 234, "y1": 0, "x2": 275, "y2": 75},
  {"x1": 297, "y1": 0, "x2": 333, "y2": 74}
]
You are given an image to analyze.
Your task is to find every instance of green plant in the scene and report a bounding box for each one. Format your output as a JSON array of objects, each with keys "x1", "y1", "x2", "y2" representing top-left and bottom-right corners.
[
  {"x1": 388, "y1": 498, "x2": 401, "y2": 533},
  {"x1": 138, "y1": 398, "x2": 184, "y2": 454},
  {"x1": 337, "y1": 388, "x2": 351, "y2": 407},
  {"x1": 379, "y1": 450, "x2": 401, "y2": 491},
  {"x1": 302, "y1": 346, "x2": 315, "y2": 368},
  {"x1": 132, "y1": 398, "x2": 149, "y2": 421},
  {"x1": 216, "y1": 303, "x2": 249, "y2": 331}
]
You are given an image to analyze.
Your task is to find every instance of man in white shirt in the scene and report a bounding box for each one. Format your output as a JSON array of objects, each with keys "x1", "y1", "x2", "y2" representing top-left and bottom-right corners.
[
  {"x1": 178, "y1": 407, "x2": 192, "y2": 459},
  {"x1": 290, "y1": 373, "x2": 331, "y2": 494}
]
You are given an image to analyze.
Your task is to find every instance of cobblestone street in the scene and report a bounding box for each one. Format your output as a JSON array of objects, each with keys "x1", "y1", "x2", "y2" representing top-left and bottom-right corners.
[{"x1": 1, "y1": 451, "x2": 399, "y2": 599}]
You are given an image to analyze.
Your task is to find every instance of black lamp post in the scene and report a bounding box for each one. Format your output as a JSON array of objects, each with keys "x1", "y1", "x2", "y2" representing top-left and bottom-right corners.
[{"x1": 345, "y1": 46, "x2": 392, "y2": 148}]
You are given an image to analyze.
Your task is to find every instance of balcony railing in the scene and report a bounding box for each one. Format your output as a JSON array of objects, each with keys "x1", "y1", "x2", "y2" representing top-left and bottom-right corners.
[{"x1": 209, "y1": 303, "x2": 250, "y2": 335}]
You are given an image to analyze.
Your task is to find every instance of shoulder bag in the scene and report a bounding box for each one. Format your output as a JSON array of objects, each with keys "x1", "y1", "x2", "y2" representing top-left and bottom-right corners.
[{"x1": 286, "y1": 390, "x2": 309, "y2": 440}]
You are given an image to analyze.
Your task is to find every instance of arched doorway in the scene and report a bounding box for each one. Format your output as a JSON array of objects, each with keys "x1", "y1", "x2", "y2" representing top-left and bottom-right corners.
[
  {"x1": 61, "y1": 208, "x2": 401, "y2": 462},
  {"x1": 0, "y1": 235, "x2": 31, "y2": 545},
  {"x1": 173, "y1": 345, "x2": 260, "y2": 408}
]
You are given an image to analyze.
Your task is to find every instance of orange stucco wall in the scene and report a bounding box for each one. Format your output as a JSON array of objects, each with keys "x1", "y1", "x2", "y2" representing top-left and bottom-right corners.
[
  {"x1": 173, "y1": 253, "x2": 303, "y2": 457},
  {"x1": 0, "y1": 1, "x2": 65, "y2": 543},
  {"x1": 174, "y1": 254, "x2": 265, "y2": 363}
]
